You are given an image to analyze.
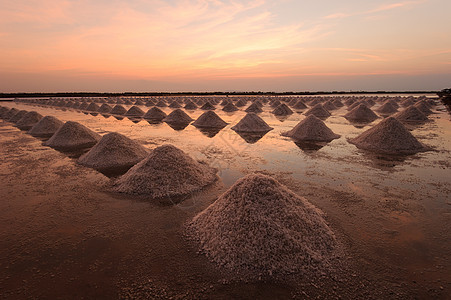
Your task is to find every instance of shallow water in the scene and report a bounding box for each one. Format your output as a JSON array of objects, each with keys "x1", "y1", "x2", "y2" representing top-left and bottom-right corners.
[{"x1": 0, "y1": 97, "x2": 450, "y2": 299}]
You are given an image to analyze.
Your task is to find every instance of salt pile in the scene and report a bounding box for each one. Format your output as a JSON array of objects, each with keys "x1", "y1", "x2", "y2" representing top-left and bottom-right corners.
[
  {"x1": 0, "y1": 107, "x2": 10, "y2": 118},
  {"x1": 155, "y1": 100, "x2": 167, "y2": 107},
  {"x1": 282, "y1": 115, "x2": 340, "y2": 142},
  {"x1": 305, "y1": 104, "x2": 331, "y2": 119},
  {"x1": 44, "y1": 121, "x2": 101, "y2": 150},
  {"x1": 414, "y1": 102, "x2": 433, "y2": 115},
  {"x1": 332, "y1": 99, "x2": 344, "y2": 107},
  {"x1": 186, "y1": 173, "x2": 339, "y2": 276},
  {"x1": 16, "y1": 111, "x2": 43, "y2": 130},
  {"x1": 344, "y1": 104, "x2": 378, "y2": 123},
  {"x1": 78, "y1": 103, "x2": 89, "y2": 110},
  {"x1": 291, "y1": 100, "x2": 307, "y2": 110},
  {"x1": 200, "y1": 102, "x2": 216, "y2": 110},
  {"x1": 272, "y1": 103, "x2": 293, "y2": 116},
  {"x1": 169, "y1": 101, "x2": 182, "y2": 108},
  {"x1": 134, "y1": 99, "x2": 145, "y2": 106},
  {"x1": 28, "y1": 116, "x2": 64, "y2": 137},
  {"x1": 78, "y1": 132, "x2": 148, "y2": 173},
  {"x1": 231, "y1": 113, "x2": 273, "y2": 133},
  {"x1": 113, "y1": 144, "x2": 217, "y2": 198},
  {"x1": 125, "y1": 106, "x2": 145, "y2": 117},
  {"x1": 349, "y1": 117, "x2": 428, "y2": 154},
  {"x1": 322, "y1": 100, "x2": 337, "y2": 111},
  {"x1": 235, "y1": 99, "x2": 247, "y2": 107},
  {"x1": 192, "y1": 111, "x2": 227, "y2": 129},
  {"x1": 394, "y1": 106, "x2": 428, "y2": 123},
  {"x1": 222, "y1": 102, "x2": 238, "y2": 112},
  {"x1": 184, "y1": 100, "x2": 198, "y2": 110},
  {"x1": 376, "y1": 102, "x2": 398, "y2": 115},
  {"x1": 245, "y1": 102, "x2": 263, "y2": 113},
  {"x1": 143, "y1": 107, "x2": 167, "y2": 121},
  {"x1": 86, "y1": 102, "x2": 100, "y2": 112},
  {"x1": 163, "y1": 109, "x2": 193, "y2": 125},
  {"x1": 98, "y1": 103, "x2": 113, "y2": 113},
  {"x1": 110, "y1": 105, "x2": 127, "y2": 115},
  {"x1": 9, "y1": 110, "x2": 28, "y2": 123}
]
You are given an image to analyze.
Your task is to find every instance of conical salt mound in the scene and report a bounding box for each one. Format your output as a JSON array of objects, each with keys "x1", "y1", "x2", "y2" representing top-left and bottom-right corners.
[
  {"x1": 125, "y1": 106, "x2": 145, "y2": 117},
  {"x1": 86, "y1": 102, "x2": 100, "y2": 112},
  {"x1": 143, "y1": 107, "x2": 167, "y2": 121},
  {"x1": 376, "y1": 102, "x2": 398, "y2": 115},
  {"x1": 394, "y1": 106, "x2": 428, "y2": 123},
  {"x1": 98, "y1": 103, "x2": 113, "y2": 113},
  {"x1": 231, "y1": 113, "x2": 273, "y2": 133},
  {"x1": 169, "y1": 101, "x2": 182, "y2": 108},
  {"x1": 0, "y1": 106, "x2": 10, "y2": 118},
  {"x1": 272, "y1": 103, "x2": 293, "y2": 116},
  {"x1": 282, "y1": 115, "x2": 340, "y2": 142},
  {"x1": 349, "y1": 117, "x2": 428, "y2": 154},
  {"x1": 78, "y1": 132, "x2": 148, "y2": 173},
  {"x1": 222, "y1": 102, "x2": 238, "y2": 112},
  {"x1": 305, "y1": 104, "x2": 331, "y2": 119},
  {"x1": 113, "y1": 144, "x2": 217, "y2": 198},
  {"x1": 44, "y1": 121, "x2": 101, "y2": 150},
  {"x1": 235, "y1": 99, "x2": 247, "y2": 107},
  {"x1": 163, "y1": 109, "x2": 193, "y2": 125},
  {"x1": 200, "y1": 102, "x2": 216, "y2": 110},
  {"x1": 186, "y1": 173, "x2": 339, "y2": 276},
  {"x1": 292, "y1": 100, "x2": 307, "y2": 110},
  {"x1": 322, "y1": 100, "x2": 337, "y2": 111},
  {"x1": 3, "y1": 108, "x2": 19, "y2": 119},
  {"x1": 413, "y1": 102, "x2": 433, "y2": 115},
  {"x1": 245, "y1": 102, "x2": 263, "y2": 113},
  {"x1": 78, "y1": 103, "x2": 89, "y2": 110},
  {"x1": 29, "y1": 116, "x2": 64, "y2": 137},
  {"x1": 110, "y1": 105, "x2": 127, "y2": 115},
  {"x1": 192, "y1": 111, "x2": 227, "y2": 129},
  {"x1": 270, "y1": 99, "x2": 281, "y2": 108},
  {"x1": 184, "y1": 100, "x2": 198, "y2": 110},
  {"x1": 332, "y1": 99, "x2": 344, "y2": 107},
  {"x1": 9, "y1": 110, "x2": 28, "y2": 123},
  {"x1": 16, "y1": 111, "x2": 43, "y2": 130},
  {"x1": 155, "y1": 100, "x2": 167, "y2": 107},
  {"x1": 134, "y1": 99, "x2": 145, "y2": 105},
  {"x1": 344, "y1": 104, "x2": 378, "y2": 123}
]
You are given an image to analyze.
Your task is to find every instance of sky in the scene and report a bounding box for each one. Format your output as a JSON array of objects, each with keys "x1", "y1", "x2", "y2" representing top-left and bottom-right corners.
[{"x1": 0, "y1": 0, "x2": 450, "y2": 92}]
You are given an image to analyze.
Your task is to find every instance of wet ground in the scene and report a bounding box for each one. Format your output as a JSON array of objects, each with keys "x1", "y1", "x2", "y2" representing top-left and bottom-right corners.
[{"x1": 0, "y1": 97, "x2": 450, "y2": 299}]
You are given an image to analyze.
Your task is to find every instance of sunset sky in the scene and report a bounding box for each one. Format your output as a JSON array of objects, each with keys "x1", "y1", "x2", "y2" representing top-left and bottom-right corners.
[{"x1": 1, "y1": 0, "x2": 450, "y2": 92}]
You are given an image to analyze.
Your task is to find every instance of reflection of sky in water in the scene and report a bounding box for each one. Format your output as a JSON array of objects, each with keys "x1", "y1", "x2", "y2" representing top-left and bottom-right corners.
[{"x1": 2, "y1": 99, "x2": 450, "y2": 214}]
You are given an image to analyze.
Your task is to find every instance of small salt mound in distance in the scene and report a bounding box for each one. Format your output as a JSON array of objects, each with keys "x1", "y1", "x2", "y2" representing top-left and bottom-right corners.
[
  {"x1": 282, "y1": 115, "x2": 340, "y2": 142},
  {"x1": 235, "y1": 99, "x2": 247, "y2": 107},
  {"x1": 413, "y1": 102, "x2": 433, "y2": 115},
  {"x1": 332, "y1": 99, "x2": 344, "y2": 107},
  {"x1": 98, "y1": 103, "x2": 112, "y2": 113},
  {"x1": 394, "y1": 106, "x2": 428, "y2": 123},
  {"x1": 184, "y1": 100, "x2": 198, "y2": 110},
  {"x1": 186, "y1": 173, "x2": 339, "y2": 276},
  {"x1": 270, "y1": 99, "x2": 281, "y2": 108},
  {"x1": 192, "y1": 111, "x2": 227, "y2": 129},
  {"x1": 0, "y1": 107, "x2": 10, "y2": 118},
  {"x1": 376, "y1": 102, "x2": 398, "y2": 115},
  {"x1": 16, "y1": 111, "x2": 43, "y2": 130},
  {"x1": 44, "y1": 121, "x2": 101, "y2": 150},
  {"x1": 245, "y1": 102, "x2": 263, "y2": 113},
  {"x1": 231, "y1": 113, "x2": 273, "y2": 133},
  {"x1": 78, "y1": 132, "x2": 148, "y2": 173},
  {"x1": 163, "y1": 109, "x2": 193, "y2": 125},
  {"x1": 155, "y1": 100, "x2": 167, "y2": 107},
  {"x1": 134, "y1": 99, "x2": 145, "y2": 106},
  {"x1": 291, "y1": 100, "x2": 307, "y2": 110},
  {"x1": 78, "y1": 103, "x2": 89, "y2": 110},
  {"x1": 143, "y1": 107, "x2": 167, "y2": 121},
  {"x1": 200, "y1": 102, "x2": 216, "y2": 110},
  {"x1": 86, "y1": 102, "x2": 100, "y2": 112},
  {"x1": 29, "y1": 116, "x2": 64, "y2": 137},
  {"x1": 305, "y1": 104, "x2": 331, "y2": 119},
  {"x1": 344, "y1": 104, "x2": 378, "y2": 123},
  {"x1": 125, "y1": 106, "x2": 145, "y2": 117},
  {"x1": 110, "y1": 105, "x2": 127, "y2": 115},
  {"x1": 222, "y1": 102, "x2": 238, "y2": 112},
  {"x1": 169, "y1": 101, "x2": 182, "y2": 108},
  {"x1": 9, "y1": 110, "x2": 28, "y2": 123},
  {"x1": 323, "y1": 100, "x2": 337, "y2": 111},
  {"x1": 272, "y1": 103, "x2": 293, "y2": 116},
  {"x1": 113, "y1": 144, "x2": 217, "y2": 198},
  {"x1": 349, "y1": 117, "x2": 428, "y2": 154}
]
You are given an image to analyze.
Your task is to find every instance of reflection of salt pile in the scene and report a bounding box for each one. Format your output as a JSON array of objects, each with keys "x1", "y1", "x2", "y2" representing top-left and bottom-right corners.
[
  {"x1": 186, "y1": 173, "x2": 339, "y2": 276},
  {"x1": 192, "y1": 111, "x2": 227, "y2": 129},
  {"x1": 231, "y1": 113, "x2": 273, "y2": 133},
  {"x1": 394, "y1": 106, "x2": 428, "y2": 123},
  {"x1": 376, "y1": 102, "x2": 398, "y2": 115},
  {"x1": 344, "y1": 104, "x2": 378, "y2": 123},
  {"x1": 29, "y1": 116, "x2": 64, "y2": 137},
  {"x1": 272, "y1": 103, "x2": 293, "y2": 116},
  {"x1": 143, "y1": 107, "x2": 167, "y2": 121},
  {"x1": 305, "y1": 104, "x2": 331, "y2": 119},
  {"x1": 222, "y1": 102, "x2": 238, "y2": 112},
  {"x1": 113, "y1": 144, "x2": 217, "y2": 198},
  {"x1": 44, "y1": 121, "x2": 101, "y2": 150},
  {"x1": 282, "y1": 115, "x2": 340, "y2": 142},
  {"x1": 125, "y1": 106, "x2": 145, "y2": 117},
  {"x1": 78, "y1": 132, "x2": 148, "y2": 173},
  {"x1": 110, "y1": 105, "x2": 127, "y2": 115},
  {"x1": 349, "y1": 117, "x2": 427, "y2": 154},
  {"x1": 16, "y1": 111, "x2": 43, "y2": 130},
  {"x1": 9, "y1": 110, "x2": 28, "y2": 123},
  {"x1": 163, "y1": 109, "x2": 193, "y2": 125}
]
